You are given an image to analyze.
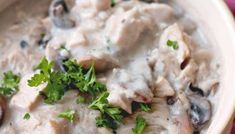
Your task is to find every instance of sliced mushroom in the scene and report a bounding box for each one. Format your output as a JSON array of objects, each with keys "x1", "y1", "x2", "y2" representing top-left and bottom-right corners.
[
  {"x1": 154, "y1": 76, "x2": 175, "y2": 97},
  {"x1": 0, "y1": 95, "x2": 6, "y2": 125},
  {"x1": 49, "y1": 0, "x2": 75, "y2": 29},
  {"x1": 188, "y1": 83, "x2": 204, "y2": 97},
  {"x1": 188, "y1": 95, "x2": 211, "y2": 131},
  {"x1": 140, "y1": 0, "x2": 155, "y2": 3},
  {"x1": 78, "y1": 55, "x2": 118, "y2": 72}
]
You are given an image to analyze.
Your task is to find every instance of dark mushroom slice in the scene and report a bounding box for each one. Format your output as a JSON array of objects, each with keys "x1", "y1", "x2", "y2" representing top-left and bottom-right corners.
[
  {"x1": 38, "y1": 33, "x2": 52, "y2": 49},
  {"x1": 189, "y1": 83, "x2": 204, "y2": 97},
  {"x1": 188, "y1": 95, "x2": 211, "y2": 131},
  {"x1": 20, "y1": 40, "x2": 29, "y2": 49},
  {"x1": 49, "y1": 0, "x2": 75, "y2": 29},
  {"x1": 0, "y1": 95, "x2": 6, "y2": 125},
  {"x1": 139, "y1": 0, "x2": 155, "y2": 3}
]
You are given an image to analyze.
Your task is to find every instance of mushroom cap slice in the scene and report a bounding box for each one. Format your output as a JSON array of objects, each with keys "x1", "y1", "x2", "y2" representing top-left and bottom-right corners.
[{"x1": 188, "y1": 95, "x2": 212, "y2": 131}]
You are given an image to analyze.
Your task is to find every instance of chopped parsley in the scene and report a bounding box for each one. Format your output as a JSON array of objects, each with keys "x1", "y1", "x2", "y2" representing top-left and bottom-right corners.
[
  {"x1": 58, "y1": 109, "x2": 75, "y2": 123},
  {"x1": 140, "y1": 103, "x2": 151, "y2": 112},
  {"x1": 28, "y1": 58, "x2": 124, "y2": 130},
  {"x1": 23, "y1": 113, "x2": 30, "y2": 120},
  {"x1": 0, "y1": 71, "x2": 20, "y2": 96},
  {"x1": 76, "y1": 96, "x2": 85, "y2": 104},
  {"x1": 132, "y1": 116, "x2": 147, "y2": 134},
  {"x1": 28, "y1": 57, "x2": 54, "y2": 87},
  {"x1": 111, "y1": 0, "x2": 116, "y2": 7},
  {"x1": 28, "y1": 58, "x2": 106, "y2": 104},
  {"x1": 89, "y1": 92, "x2": 123, "y2": 129},
  {"x1": 167, "y1": 40, "x2": 179, "y2": 50}
]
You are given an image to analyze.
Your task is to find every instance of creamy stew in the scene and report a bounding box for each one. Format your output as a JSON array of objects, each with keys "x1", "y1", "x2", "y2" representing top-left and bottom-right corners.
[{"x1": 0, "y1": 0, "x2": 220, "y2": 134}]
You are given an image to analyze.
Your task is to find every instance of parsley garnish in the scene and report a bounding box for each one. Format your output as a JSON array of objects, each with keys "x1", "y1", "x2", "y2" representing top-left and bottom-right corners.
[
  {"x1": 111, "y1": 0, "x2": 116, "y2": 7},
  {"x1": 58, "y1": 109, "x2": 75, "y2": 123},
  {"x1": 28, "y1": 57, "x2": 54, "y2": 87},
  {"x1": 23, "y1": 113, "x2": 30, "y2": 120},
  {"x1": 140, "y1": 103, "x2": 151, "y2": 112},
  {"x1": 132, "y1": 116, "x2": 147, "y2": 134},
  {"x1": 28, "y1": 58, "x2": 106, "y2": 104},
  {"x1": 167, "y1": 40, "x2": 179, "y2": 50},
  {"x1": 28, "y1": 58, "x2": 122, "y2": 130},
  {"x1": 89, "y1": 92, "x2": 123, "y2": 129},
  {"x1": 0, "y1": 71, "x2": 20, "y2": 96},
  {"x1": 76, "y1": 96, "x2": 85, "y2": 104}
]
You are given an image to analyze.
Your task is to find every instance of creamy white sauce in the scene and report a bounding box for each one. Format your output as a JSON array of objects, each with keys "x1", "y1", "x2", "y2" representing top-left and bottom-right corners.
[{"x1": 0, "y1": 0, "x2": 220, "y2": 134}]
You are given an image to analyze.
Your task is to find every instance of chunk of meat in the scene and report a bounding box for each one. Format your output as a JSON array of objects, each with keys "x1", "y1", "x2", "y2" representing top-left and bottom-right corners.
[
  {"x1": 159, "y1": 23, "x2": 191, "y2": 65},
  {"x1": 77, "y1": 48, "x2": 119, "y2": 72},
  {"x1": 91, "y1": 0, "x2": 111, "y2": 11},
  {"x1": 170, "y1": 98, "x2": 193, "y2": 134},
  {"x1": 10, "y1": 74, "x2": 46, "y2": 111},
  {"x1": 107, "y1": 69, "x2": 153, "y2": 113},
  {"x1": 141, "y1": 3, "x2": 174, "y2": 24},
  {"x1": 147, "y1": 49, "x2": 181, "y2": 82},
  {"x1": 45, "y1": 44, "x2": 60, "y2": 62},
  {"x1": 66, "y1": 29, "x2": 87, "y2": 49},
  {"x1": 176, "y1": 60, "x2": 198, "y2": 89},
  {"x1": 78, "y1": 55, "x2": 118, "y2": 72},
  {"x1": 105, "y1": 7, "x2": 153, "y2": 47},
  {"x1": 154, "y1": 76, "x2": 175, "y2": 97}
]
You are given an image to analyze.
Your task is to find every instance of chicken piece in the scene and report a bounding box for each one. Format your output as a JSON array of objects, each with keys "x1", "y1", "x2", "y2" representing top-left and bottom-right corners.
[
  {"x1": 105, "y1": 7, "x2": 153, "y2": 47},
  {"x1": 107, "y1": 69, "x2": 153, "y2": 113},
  {"x1": 66, "y1": 29, "x2": 87, "y2": 49},
  {"x1": 154, "y1": 76, "x2": 175, "y2": 97},
  {"x1": 170, "y1": 99, "x2": 193, "y2": 134},
  {"x1": 10, "y1": 74, "x2": 46, "y2": 111},
  {"x1": 45, "y1": 44, "x2": 60, "y2": 62},
  {"x1": 141, "y1": 3, "x2": 174, "y2": 24},
  {"x1": 198, "y1": 79, "x2": 219, "y2": 96},
  {"x1": 159, "y1": 23, "x2": 191, "y2": 66},
  {"x1": 176, "y1": 60, "x2": 198, "y2": 89},
  {"x1": 91, "y1": 0, "x2": 111, "y2": 11},
  {"x1": 77, "y1": 48, "x2": 119, "y2": 72},
  {"x1": 46, "y1": 120, "x2": 67, "y2": 134},
  {"x1": 147, "y1": 49, "x2": 181, "y2": 82}
]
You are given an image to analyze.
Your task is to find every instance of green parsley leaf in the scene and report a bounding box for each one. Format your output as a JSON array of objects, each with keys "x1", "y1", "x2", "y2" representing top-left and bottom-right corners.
[
  {"x1": 89, "y1": 92, "x2": 123, "y2": 130},
  {"x1": 76, "y1": 96, "x2": 85, "y2": 104},
  {"x1": 42, "y1": 72, "x2": 66, "y2": 104},
  {"x1": 140, "y1": 103, "x2": 151, "y2": 112},
  {"x1": 167, "y1": 40, "x2": 179, "y2": 50},
  {"x1": 23, "y1": 113, "x2": 30, "y2": 120},
  {"x1": 0, "y1": 71, "x2": 20, "y2": 96},
  {"x1": 58, "y1": 109, "x2": 75, "y2": 123},
  {"x1": 63, "y1": 60, "x2": 106, "y2": 95},
  {"x1": 95, "y1": 114, "x2": 119, "y2": 130},
  {"x1": 111, "y1": 0, "x2": 116, "y2": 7},
  {"x1": 132, "y1": 116, "x2": 147, "y2": 134},
  {"x1": 28, "y1": 57, "x2": 54, "y2": 87},
  {"x1": 89, "y1": 92, "x2": 109, "y2": 113}
]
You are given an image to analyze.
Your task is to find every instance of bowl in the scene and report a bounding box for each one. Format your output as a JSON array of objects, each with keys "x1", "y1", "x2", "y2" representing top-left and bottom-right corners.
[
  {"x1": 0, "y1": 0, "x2": 235, "y2": 133},
  {"x1": 174, "y1": 0, "x2": 235, "y2": 133}
]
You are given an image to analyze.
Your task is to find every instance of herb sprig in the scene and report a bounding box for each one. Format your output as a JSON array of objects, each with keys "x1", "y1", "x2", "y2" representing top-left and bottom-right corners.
[
  {"x1": 0, "y1": 71, "x2": 20, "y2": 96},
  {"x1": 132, "y1": 116, "x2": 147, "y2": 134},
  {"x1": 58, "y1": 109, "x2": 75, "y2": 123},
  {"x1": 167, "y1": 40, "x2": 179, "y2": 50},
  {"x1": 28, "y1": 58, "x2": 122, "y2": 130}
]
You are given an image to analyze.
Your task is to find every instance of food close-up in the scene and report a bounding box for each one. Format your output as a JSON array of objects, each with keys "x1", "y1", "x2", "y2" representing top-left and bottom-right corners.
[{"x1": 0, "y1": 0, "x2": 235, "y2": 134}]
